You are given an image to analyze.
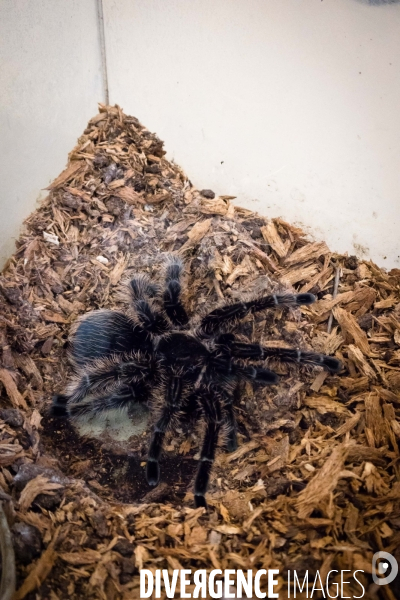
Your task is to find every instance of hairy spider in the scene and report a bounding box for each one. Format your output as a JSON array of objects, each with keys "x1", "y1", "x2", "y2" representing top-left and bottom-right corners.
[{"x1": 52, "y1": 256, "x2": 341, "y2": 508}]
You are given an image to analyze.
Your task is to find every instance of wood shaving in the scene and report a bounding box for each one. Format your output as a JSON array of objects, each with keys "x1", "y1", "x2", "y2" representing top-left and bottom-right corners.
[{"x1": 0, "y1": 104, "x2": 399, "y2": 599}]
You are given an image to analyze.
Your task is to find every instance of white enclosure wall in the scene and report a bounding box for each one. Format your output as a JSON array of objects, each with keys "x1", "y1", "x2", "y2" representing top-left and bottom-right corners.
[
  {"x1": 103, "y1": 0, "x2": 400, "y2": 268},
  {"x1": 1, "y1": 0, "x2": 400, "y2": 269},
  {"x1": 0, "y1": 0, "x2": 104, "y2": 267}
]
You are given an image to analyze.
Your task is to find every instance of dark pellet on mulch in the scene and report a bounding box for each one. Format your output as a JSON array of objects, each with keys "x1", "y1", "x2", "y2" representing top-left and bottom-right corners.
[
  {"x1": 12, "y1": 522, "x2": 42, "y2": 564},
  {"x1": 0, "y1": 408, "x2": 24, "y2": 427},
  {"x1": 344, "y1": 255, "x2": 358, "y2": 270},
  {"x1": 200, "y1": 189, "x2": 215, "y2": 199},
  {"x1": 113, "y1": 538, "x2": 134, "y2": 557}
]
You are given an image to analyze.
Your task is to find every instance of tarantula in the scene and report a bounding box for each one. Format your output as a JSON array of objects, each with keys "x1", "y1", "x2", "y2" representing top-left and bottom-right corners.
[{"x1": 52, "y1": 257, "x2": 341, "y2": 508}]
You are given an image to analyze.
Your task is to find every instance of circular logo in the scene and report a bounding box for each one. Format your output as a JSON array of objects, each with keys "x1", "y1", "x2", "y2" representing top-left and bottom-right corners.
[{"x1": 372, "y1": 551, "x2": 398, "y2": 586}]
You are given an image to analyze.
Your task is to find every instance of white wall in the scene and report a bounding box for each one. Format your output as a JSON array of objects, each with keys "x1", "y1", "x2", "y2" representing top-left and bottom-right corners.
[
  {"x1": 103, "y1": 0, "x2": 400, "y2": 267},
  {"x1": 1, "y1": 0, "x2": 400, "y2": 269},
  {"x1": 0, "y1": 0, "x2": 104, "y2": 267}
]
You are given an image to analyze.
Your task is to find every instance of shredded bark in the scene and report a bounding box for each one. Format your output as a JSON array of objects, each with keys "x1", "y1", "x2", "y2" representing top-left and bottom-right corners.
[{"x1": 0, "y1": 104, "x2": 399, "y2": 598}]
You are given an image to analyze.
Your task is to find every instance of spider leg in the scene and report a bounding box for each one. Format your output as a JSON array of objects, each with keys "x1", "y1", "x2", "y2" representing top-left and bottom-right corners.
[
  {"x1": 232, "y1": 362, "x2": 279, "y2": 385},
  {"x1": 183, "y1": 388, "x2": 238, "y2": 452},
  {"x1": 54, "y1": 352, "x2": 153, "y2": 408},
  {"x1": 127, "y1": 274, "x2": 159, "y2": 300},
  {"x1": 198, "y1": 292, "x2": 316, "y2": 337},
  {"x1": 146, "y1": 376, "x2": 183, "y2": 486},
  {"x1": 64, "y1": 388, "x2": 140, "y2": 419},
  {"x1": 126, "y1": 275, "x2": 170, "y2": 335},
  {"x1": 210, "y1": 333, "x2": 277, "y2": 385},
  {"x1": 163, "y1": 256, "x2": 189, "y2": 327},
  {"x1": 134, "y1": 299, "x2": 170, "y2": 335},
  {"x1": 230, "y1": 342, "x2": 342, "y2": 373},
  {"x1": 222, "y1": 395, "x2": 238, "y2": 452},
  {"x1": 180, "y1": 392, "x2": 202, "y2": 422},
  {"x1": 51, "y1": 393, "x2": 69, "y2": 417},
  {"x1": 194, "y1": 388, "x2": 223, "y2": 508}
]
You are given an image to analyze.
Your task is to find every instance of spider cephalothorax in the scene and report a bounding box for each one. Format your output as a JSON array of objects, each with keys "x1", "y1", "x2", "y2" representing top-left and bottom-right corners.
[{"x1": 52, "y1": 256, "x2": 341, "y2": 507}]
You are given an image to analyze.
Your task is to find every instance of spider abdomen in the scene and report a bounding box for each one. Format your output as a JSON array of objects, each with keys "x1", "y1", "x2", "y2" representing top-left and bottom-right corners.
[{"x1": 70, "y1": 310, "x2": 151, "y2": 367}]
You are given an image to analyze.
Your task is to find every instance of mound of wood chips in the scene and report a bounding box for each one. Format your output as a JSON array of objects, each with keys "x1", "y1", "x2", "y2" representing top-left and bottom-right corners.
[{"x1": 0, "y1": 104, "x2": 399, "y2": 599}]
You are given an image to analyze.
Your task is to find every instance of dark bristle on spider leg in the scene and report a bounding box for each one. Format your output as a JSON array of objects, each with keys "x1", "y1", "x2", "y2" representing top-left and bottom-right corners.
[{"x1": 51, "y1": 256, "x2": 342, "y2": 508}]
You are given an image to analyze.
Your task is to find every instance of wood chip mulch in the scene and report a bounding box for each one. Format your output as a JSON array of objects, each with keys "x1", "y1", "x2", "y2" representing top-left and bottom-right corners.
[{"x1": 0, "y1": 104, "x2": 399, "y2": 599}]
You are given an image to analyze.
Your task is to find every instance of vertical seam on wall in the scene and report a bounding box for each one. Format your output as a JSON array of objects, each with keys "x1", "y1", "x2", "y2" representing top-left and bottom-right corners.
[{"x1": 96, "y1": 0, "x2": 110, "y2": 105}]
